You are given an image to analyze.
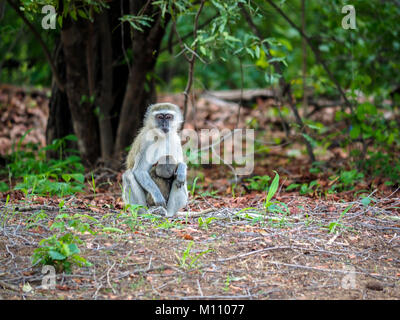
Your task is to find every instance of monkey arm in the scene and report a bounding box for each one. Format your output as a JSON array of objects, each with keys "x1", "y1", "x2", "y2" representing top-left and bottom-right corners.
[{"x1": 134, "y1": 169, "x2": 167, "y2": 208}]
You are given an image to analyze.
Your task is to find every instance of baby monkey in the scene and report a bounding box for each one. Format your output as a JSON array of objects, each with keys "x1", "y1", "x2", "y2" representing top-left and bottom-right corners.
[{"x1": 146, "y1": 155, "x2": 178, "y2": 207}]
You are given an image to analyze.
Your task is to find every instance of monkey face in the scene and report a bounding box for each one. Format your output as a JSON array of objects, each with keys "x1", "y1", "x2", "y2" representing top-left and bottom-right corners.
[{"x1": 155, "y1": 113, "x2": 174, "y2": 133}]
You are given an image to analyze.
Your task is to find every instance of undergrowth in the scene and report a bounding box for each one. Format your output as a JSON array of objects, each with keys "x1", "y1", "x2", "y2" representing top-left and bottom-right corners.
[{"x1": 1, "y1": 132, "x2": 85, "y2": 196}]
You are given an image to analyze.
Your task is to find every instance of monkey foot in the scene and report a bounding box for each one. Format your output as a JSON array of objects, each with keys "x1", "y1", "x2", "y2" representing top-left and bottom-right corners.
[{"x1": 147, "y1": 206, "x2": 168, "y2": 216}]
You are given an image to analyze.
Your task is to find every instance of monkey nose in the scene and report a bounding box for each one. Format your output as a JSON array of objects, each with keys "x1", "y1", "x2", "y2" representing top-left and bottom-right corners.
[{"x1": 162, "y1": 128, "x2": 169, "y2": 133}]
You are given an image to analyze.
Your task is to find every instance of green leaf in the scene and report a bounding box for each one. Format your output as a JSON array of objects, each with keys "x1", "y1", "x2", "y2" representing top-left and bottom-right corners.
[
  {"x1": 102, "y1": 227, "x2": 125, "y2": 234},
  {"x1": 77, "y1": 9, "x2": 87, "y2": 19},
  {"x1": 62, "y1": 174, "x2": 71, "y2": 182},
  {"x1": 64, "y1": 134, "x2": 78, "y2": 141},
  {"x1": 70, "y1": 173, "x2": 85, "y2": 183},
  {"x1": 286, "y1": 183, "x2": 300, "y2": 191},
  {"x1": 361, "y1": 197, "x2": 371, "y2": 206},
  {"x1": 350, "y1": 124, "x2": 361, "y2": 139},
  {"x1": 302, "y1": 133, "x2": 317, "y2": 148},
  {"x1": 68, "y1": 243, "x2": 80, "y2": 254},
  {"x1": 0, "y1": 181, "x2": 9, "y2": 192},
  {"x1": 48, "y1": 250, "x2": 66, "y2": 260},
  {"x1": 266, "y1": 171, "x2": 279, "y2": 204},
  {"x1": 70, "y1": 9, "x2": 77, "y2": 21}
]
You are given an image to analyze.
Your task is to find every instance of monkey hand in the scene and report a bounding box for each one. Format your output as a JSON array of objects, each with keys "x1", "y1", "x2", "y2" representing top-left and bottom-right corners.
[
  {"x1": 152, "y1": 193, "x2": 167, "y2": 208},
  {"x1": 175, "y1": 162, "x2": 187, "y2": 189}
]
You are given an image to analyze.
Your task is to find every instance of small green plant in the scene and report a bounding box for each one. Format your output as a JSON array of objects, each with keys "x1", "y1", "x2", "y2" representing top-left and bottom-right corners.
[
  {"x1": 189, "y1": 176, "x2": 200, "y2": 197},
  {"x1": 117, "y1": 204, "x2": 144, "y2": 231},
  {"x1": 286, "y1": 180, "x2": 320, "y2": 195},
  {"x1": 90, "y1": 172, "x2": 96, "y2": 197},
  {"x1": 156, "y1": 218, "x2": 181, "y2": 230},
  {"x1": 224, "y1": 274, "x2": 231, "y2": 292},
  {"x1": 199, "y1": 189, "x2": 219, "y2": 198},
  {"x1": 238, "y1": 172, "x2": 292, "y2": 228},
  {"x1": 245, "y1": 175, "x2": 271, "y2": 191},
  {"x1": 1, "y1": 194, "x2": 11, "y2": 227},
  {"x1": 6, "y1": 133, "x2": 85, "y2": 197},
  {"x1": 26, "y1": 210, "x2": 48, "y2": 229},
  {"x1": 325, "y1": 205, "x2": 352, "y2": 234},
  {"x1": 264, "y1": 171, "x2": 280, "y2": 211},
  {"x1": 51, "y1": 213, "x2": 97, "y2": 235},
  {"x1": 31, "y1": 205, "x2": 99, "y2": 273},
  {"x1": 198, "y1": 217, "x2": 216, "y2": 230},
  {"x1": 230, "y1": 182, "x2": 238, "y2": 198},
  {"x1": 31, "y1": 233, "x2": 92, "y2": 273},
  {"x1": 176, "y1": 241, "x2": 213, "y2": 270},
  {"x1": 329, "y1": 170, "x2": 364, "y2": 192},
  {"x1": 0, "y1": 181, "x2": 9, "y2": 192}
]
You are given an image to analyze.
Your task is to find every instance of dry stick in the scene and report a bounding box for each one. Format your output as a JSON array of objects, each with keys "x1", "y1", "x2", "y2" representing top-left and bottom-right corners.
[
  {"x1": 177, "y1": 208, "x2": 215, "y2": 217},
  {"x1": 7, "y1": 0, "x2": 65, "y2": 92},
  {"x1": 240, "y1": 4, "x2": 315, "y2": 163},
  {"x1": 0, "y1": 280, "x2": 19, "y2": 292},
  {"x1": 196, "y1": 279, "x2": 204, "y2": 297},
  {"x1": 1, "y1": 205, "x2": 60, "y2": 212},
  {"x1": 138, "y1": 0, "x2": 152, "y2": 16},
  {"x1": 265, "y1": 260, "x2": 398, "y2": 280},
  {"x1": 106, "y1": 261, "x2": 117, "y2": 294},
  {"x1": 216, "y1": 246, "x2": 292, "y2": 263}
]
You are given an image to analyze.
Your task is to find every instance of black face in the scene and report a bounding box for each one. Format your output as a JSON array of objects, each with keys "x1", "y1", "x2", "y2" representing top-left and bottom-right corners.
[{"x1": 155, "y1": 113, "x2": 174, "y2": 133}]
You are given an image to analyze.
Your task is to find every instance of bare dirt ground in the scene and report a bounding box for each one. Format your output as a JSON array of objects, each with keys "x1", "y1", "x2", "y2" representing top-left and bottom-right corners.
[{"x1": 0, "y1": 186, "x2": 399, "y2": 300}]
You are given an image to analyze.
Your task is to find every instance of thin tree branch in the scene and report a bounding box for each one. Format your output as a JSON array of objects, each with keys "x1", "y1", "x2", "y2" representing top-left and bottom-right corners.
[
  {"x1": 240, "y1": 3, "x2": 315, "y2": 163},
  {"x1": 236, "y1": 59, "x2": 244, "y2": 128},
  {"x1": 7, "y1": 0, "x2": 65, "y2": 92},
  {"x1": 160, "y1": 14, "x2": 218, "y2": 53},
  {"x1": 264, "y1": 0, "x2": 353, "y2": 113},
  {"x1": 173, "y1": 0, "x2": 206, "y2": 125}
]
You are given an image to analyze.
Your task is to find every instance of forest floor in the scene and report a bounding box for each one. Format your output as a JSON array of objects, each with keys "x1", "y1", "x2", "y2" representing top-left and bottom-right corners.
[{"x1": 0, "y1": 85, "x2": 399, "y2": 300}]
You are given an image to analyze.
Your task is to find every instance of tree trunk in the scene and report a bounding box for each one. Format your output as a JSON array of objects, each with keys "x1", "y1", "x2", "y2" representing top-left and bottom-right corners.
[
  {"x1": 113, "y1": 1, "x2": 170, "y2": 158},
  {"x1": 46, "y1": 41, "x2": 76, "y2": 158},
  {"x1": 61, "y1": 17, "x2": 100, "y2": 166},
  {"x1": 98, "y1": 11, "x2": 114, "y2": 162}
]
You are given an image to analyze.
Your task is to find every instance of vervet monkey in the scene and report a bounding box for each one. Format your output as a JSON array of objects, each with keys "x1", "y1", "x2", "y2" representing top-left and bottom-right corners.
[
  {"x1": 146, "y1": 155, "x2": 178, "y2": 207},
  {"x1": 122, "y1": 103, "x2": 188, "y2": 217}
]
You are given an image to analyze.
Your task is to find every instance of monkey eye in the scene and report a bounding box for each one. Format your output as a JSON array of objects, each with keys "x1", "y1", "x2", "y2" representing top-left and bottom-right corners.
[
  {"x1": 156, "y1": 114, "x2": 164, "y2": 120},
  {"x1": 165, "y1": 114, "x2": 173, "y2": 120}
]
